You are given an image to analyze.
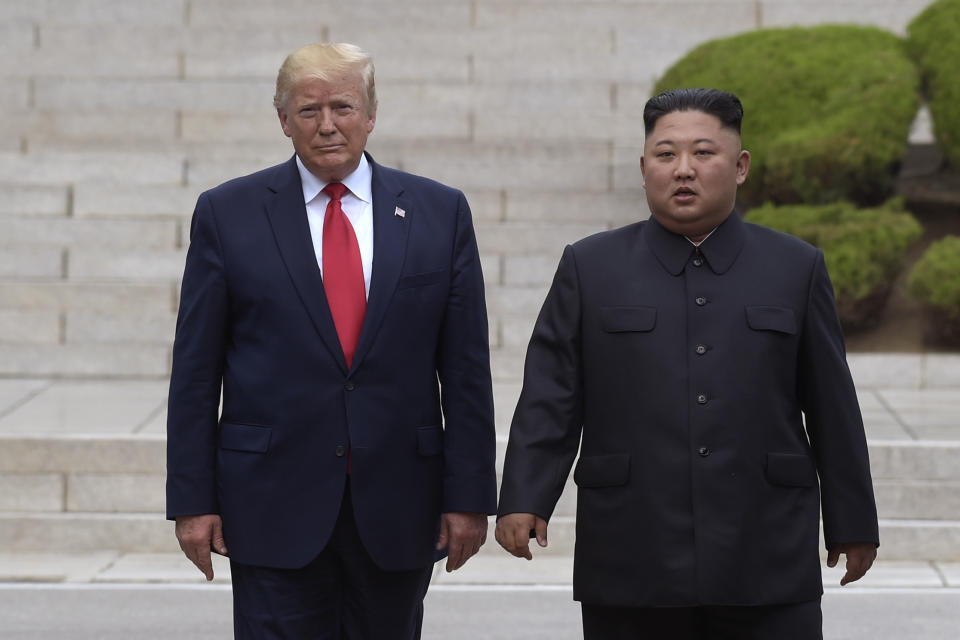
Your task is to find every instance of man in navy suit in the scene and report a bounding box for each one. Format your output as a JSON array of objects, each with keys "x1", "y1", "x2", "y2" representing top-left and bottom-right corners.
[
  {"x1": 166, "y1": 43, "x2": 496, "y2": 639},
  {"x1": 496, "y1": 89, "x2": 878, "y2": 639}
]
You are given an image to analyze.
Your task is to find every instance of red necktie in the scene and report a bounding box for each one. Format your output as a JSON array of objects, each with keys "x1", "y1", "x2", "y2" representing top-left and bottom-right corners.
[{"x1": 322, "y1": 183, "x2": 366, "y2": 368}]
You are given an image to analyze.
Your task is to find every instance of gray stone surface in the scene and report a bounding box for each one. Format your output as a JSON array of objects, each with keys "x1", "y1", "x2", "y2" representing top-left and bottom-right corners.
[
  {"x1": 0, "y1": 185, "x2": 69, "y2": 216},
  {"x1": 0, "y1": 435, "x2": 166, "y2": 474},
  {"x1": 0, "y1": 585, "x2": 959, "y2": 640},
  {"x1": 0, "y1": 247, "x2": 63, "y2": 279},
  {"x1": 67, "y1": 249, "x2": 187, "y2": 281},
  {"x1": 0, "y1": 150, "x2": 184, "y2": 185},
  {"x1": 67, "y1": 473, "x2": 165, "y2": 513},
  {"x1": 73, "y1": 184, "x2": 197, "y2": 217},
  {"x1": 65, "y1": 309, "x2": 178, "y2": 345},
  {"x1": 0, "y1": 310, "x2": 61, "y2": 344},
  {"x1": 5, "y1": 217, "x2": 178, "y2": 249},
  {"x1": 0, "y1": 473, "x2": 64, "y2": 512},
  {"x1": 0, "y1": 381, "x2": 167, "y2": 434},
  {"x1": 0, "y1": 512, "x2": 177, "y2": 552},
  {"x1": 760, "y1": 0, "x2": 933, "y2": 35},
  {"x1": 0, "y1": 281, "x2": 175, "y2": 314}
]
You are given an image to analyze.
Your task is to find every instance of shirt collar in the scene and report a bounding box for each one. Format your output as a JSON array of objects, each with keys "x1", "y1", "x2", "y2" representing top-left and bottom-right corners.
[
  {"x1": 685, "y1": 227, "x2": 718, "y2": 247},
  {"x1": 295, "y1": 153, "x2": 372, "y2": 205},
  {"x1": 644, "y1": 211, "x2": 745, "y2": 275}
]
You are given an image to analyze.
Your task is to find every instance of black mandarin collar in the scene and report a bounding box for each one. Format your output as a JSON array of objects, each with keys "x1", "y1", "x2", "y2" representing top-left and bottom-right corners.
[{"x1": 644, "y1": 211, "x2": 746, "y2": 276}]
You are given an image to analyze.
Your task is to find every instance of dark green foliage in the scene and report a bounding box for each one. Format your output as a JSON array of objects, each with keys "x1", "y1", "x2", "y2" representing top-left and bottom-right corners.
[
  {"x1": 654, "y1": 26, "x2": 920, "y2": 208},
  {"x1": 748, "y1": 199, "x2": 923, "y2": 329},
  {"x1": 909, "y1": 236, "x2": 960, "y2": 343},
  {"x1": 907, "y1": 0, "x2": 960, "y2": 169}
]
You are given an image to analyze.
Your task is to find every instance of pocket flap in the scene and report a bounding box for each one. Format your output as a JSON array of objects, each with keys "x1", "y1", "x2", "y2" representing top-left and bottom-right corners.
[
  {"x1": 600, "y1": 306, "x2": 657, "y2": 333},
  {"x1": 746, "y1": 306, "x2": 797, "y2": 335},
  {"x1": 573, "y1": 454, "x2": 631, "y2": 488},
  {"x1": 398, "y1": 269, "x2": 445, "y2": 289},
  {"x1": 220, "y1": 422, "x2": 272, "y2": 453},
  {"x1": 765, "y1": 452, "x2": 816, "y2": 487},
  {"x1": 416, "y1": 425, "x2": 443, "y2": 456}
]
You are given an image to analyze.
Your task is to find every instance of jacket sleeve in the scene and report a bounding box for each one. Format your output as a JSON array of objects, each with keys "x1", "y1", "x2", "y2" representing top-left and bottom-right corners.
[
  {"x1": 497, "y1": 244, "x2": 584, "y2": 521},
  {"x1": 165, "y1": 192, "x2": 228, "y2": 520},
  {"x1": 798, "y1": 249, "x2": 879, "y2": 549},
  {"x1": 435, "y1": 192, "x2": 498, "y2": 514}
]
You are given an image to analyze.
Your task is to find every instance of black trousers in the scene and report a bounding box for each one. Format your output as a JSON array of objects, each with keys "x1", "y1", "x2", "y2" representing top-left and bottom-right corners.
[
  {"x1": 230, "y1": 481, "x2": 434, "y2": 640},
  {"x1": 581, "y1": 599, "x2": 822, "y2": 640}
]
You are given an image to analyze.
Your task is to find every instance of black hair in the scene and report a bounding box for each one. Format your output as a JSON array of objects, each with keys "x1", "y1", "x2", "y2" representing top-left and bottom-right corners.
[{"x1": 643, "y1": 88, "x2": 744, "y2": 135}]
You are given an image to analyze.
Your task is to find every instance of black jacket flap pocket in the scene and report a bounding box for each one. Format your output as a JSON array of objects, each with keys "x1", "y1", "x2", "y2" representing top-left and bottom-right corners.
[
  {"x1": 765, "y1": 452, "x2": 817, "y2": 487},
  {"x1": 417, "y1": 425, "x2": 443, "y2": 456},
  {"x1": 574, "y1": 454, "x2": 631, "y2": 488},
  {"x1": 746, "y1": 306, "x2": 797, "y2": 335},
  {"x1": 600, "y1": 306, "x2": 657, "y2": 333},
  {"x1": 398, "y1": 269, "x2": 445, "y2": 289},
  {"x1": 220, "y1": 423, "x2": 272, "y2": 453}
]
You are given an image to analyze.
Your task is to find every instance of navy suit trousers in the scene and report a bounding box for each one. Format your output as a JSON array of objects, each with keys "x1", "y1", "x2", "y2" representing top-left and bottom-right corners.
[{"x1": 230, "y1": 480, "x2": 433, "y2": 640}]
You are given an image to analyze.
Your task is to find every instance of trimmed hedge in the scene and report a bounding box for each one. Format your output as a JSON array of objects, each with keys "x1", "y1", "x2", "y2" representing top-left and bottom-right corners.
[
  {"x1": 748, "y1": 199, "x2": 922, "y2": 330},
  {"x1": 909, "y1": 236, "x2": 960, "y2": 344},
  {"x1": 907, "y1": 0, "x2": 960, "y2": 169},
  {"x1": 654, "y1": 26, "x2": 920, "y2": 208}
]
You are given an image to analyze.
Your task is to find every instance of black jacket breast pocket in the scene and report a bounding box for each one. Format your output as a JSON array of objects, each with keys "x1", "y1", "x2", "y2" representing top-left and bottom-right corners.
[
  {"x1": 746, "y1": 305, "x2": 797, "y2": 335},
  {"x1": 600, "y1": 306, "x2": 657, "y2": 333}
]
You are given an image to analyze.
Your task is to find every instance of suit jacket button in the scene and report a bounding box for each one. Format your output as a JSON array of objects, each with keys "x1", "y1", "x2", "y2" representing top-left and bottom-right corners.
[
  {"x1": 698, "y1": 446, "x2": 710, "y2": 457},
  {"x1": 695, "y1": 344, "x2": 707, "y2": 355},
  {"x1": 696, "y1": 394, "x2": 708, "y2": 404},
  {"x1": 695, "y1": 296, "x2": 707, "y2": 306},
  {"x1": 693, "y1": 257, "x2": 703, "y2": 267},
  {"x1": 344, "y1": 382, "x2": 355, "y2": 391},
  {"x1": 335, "y1": 445, "x2": 346, "y2": 457}
]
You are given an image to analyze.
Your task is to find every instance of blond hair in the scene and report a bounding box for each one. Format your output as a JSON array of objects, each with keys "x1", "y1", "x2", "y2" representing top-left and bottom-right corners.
[{"x1": 273, "y1": 43, "x2": 377, "y2": 113}]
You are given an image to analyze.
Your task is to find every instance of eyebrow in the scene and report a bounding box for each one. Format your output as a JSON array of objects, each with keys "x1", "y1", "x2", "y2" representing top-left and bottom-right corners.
[{"x1": 654, "y1": 138, "x2": 717, "y2": 146}]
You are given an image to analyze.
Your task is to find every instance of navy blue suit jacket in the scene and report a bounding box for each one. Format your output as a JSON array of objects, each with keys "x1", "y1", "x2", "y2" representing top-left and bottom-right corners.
[
  {"x1": 499, "y1": 212, "x2": 879, "y2": 606},
  {"x1": 167, "y1": 153, "x2": 497, "y2": 571}
]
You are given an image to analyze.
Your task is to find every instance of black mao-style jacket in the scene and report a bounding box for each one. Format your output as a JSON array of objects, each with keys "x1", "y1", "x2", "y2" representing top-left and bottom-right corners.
[{"x1": 498, "y1": 211, "x2": 878, "y2": 607}]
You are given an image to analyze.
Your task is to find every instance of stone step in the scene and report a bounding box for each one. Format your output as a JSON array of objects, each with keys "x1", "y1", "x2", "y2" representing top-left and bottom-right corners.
[
  {"x1": 0, "y1": 509, "x2": 956, "y2": 562},
  {"x1": 6, "y1": 436, "x2": 952, "y2": 478},
  {"x1": 1, "y1": 437, "x2": 957, "y2": 519}
]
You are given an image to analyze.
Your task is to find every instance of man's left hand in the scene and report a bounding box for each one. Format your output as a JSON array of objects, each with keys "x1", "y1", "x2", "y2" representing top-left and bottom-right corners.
[
  {"x1": 436, "y1": 512, "x2": 488, "y2": 572},
  {"x1": 827, "y1": 542, "x2": 877, "y2": 586}
]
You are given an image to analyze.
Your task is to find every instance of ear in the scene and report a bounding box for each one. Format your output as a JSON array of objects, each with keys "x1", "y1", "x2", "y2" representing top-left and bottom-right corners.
[
  {"x1": 640, "y1": 155, "x2": 646, "y2": 189},
  {"x1": 366, "y1": 109, "x2": 376, "y2": 135},
  {"x1": 278, "y1": 107, "x2": 292, "y2": 138},
  {"x1": 735, "y1": 149, "x2": 751, "y2": 185}
]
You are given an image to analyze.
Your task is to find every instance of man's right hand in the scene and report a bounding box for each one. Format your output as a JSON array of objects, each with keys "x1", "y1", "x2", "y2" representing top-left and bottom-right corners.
[
  {"x1": 175, "y1": 514, "x2": 227, "y2": 581},
  {"x1": 495, "y1": 513, "x2": 548, "y2": 560}
]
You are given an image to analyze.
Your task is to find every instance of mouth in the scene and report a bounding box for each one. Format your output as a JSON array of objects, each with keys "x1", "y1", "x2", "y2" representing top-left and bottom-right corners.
[
  {"x1": 315, "y1": 143, "x2": 345, "y2": 152},
  {"x1": 672, "y1": 187, "x2": 697, "y2": 202}
]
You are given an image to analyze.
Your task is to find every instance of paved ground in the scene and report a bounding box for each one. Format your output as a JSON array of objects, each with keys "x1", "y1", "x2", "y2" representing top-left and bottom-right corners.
[{"x1": 1, "y1": 583, "x2": 959, "y2": 639}]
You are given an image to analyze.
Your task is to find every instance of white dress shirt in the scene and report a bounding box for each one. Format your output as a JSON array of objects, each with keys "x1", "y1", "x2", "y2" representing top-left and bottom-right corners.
[{"x1": 297, "y1": 154, "x2": 374, "y2": 299}]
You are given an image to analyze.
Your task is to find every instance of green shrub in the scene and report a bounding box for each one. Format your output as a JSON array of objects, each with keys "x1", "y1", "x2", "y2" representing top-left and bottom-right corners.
[
  {"x1": 654, "y1": 26, "x2": 920, "y2": 208},
  {"x1": 748, "y1": 198, "x2": 923, "y2": 330},
  {"x1": 907, "y1": 0, "x2": 960, "y2": 169},
  {"x1": 909, "y1": 235, "x2": 960, "y2": 344}
]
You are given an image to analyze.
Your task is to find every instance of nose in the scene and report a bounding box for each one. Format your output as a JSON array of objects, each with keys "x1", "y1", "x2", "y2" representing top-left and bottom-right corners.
[
  {"x1": 317, "y1": 108, "x2": 336, "y2": 135},
  {"x1": 675, "y1": 153, "x2": 694, "y2": 179}
]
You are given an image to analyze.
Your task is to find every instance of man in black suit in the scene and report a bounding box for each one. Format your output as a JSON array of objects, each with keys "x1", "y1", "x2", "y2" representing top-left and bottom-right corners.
[
  {"x1": 496, "y1": 88, "x2": 878, "y2": 639},
  {"x1": 167, "y1": 43, "x2": 496, "y2": 639}
]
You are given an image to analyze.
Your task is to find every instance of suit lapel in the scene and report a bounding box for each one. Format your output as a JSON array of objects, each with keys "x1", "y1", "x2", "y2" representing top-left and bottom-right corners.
[
  {"x1": 350, "y1": 156, "x2": 409, "y2": 372},
  {"x1": 264, "y1": 157, "x2": 347, "y2": 373}
]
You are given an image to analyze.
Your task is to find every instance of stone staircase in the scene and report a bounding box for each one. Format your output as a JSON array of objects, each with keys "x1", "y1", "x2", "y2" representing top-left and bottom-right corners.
[{"x1": 1, "y1": 0, "x2": 954, "y2": 567}]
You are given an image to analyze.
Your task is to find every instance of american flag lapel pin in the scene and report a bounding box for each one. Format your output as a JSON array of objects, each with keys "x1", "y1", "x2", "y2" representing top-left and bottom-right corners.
[{"x1": 394, "y1": 206, "x2": 406, "y2": 219}]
